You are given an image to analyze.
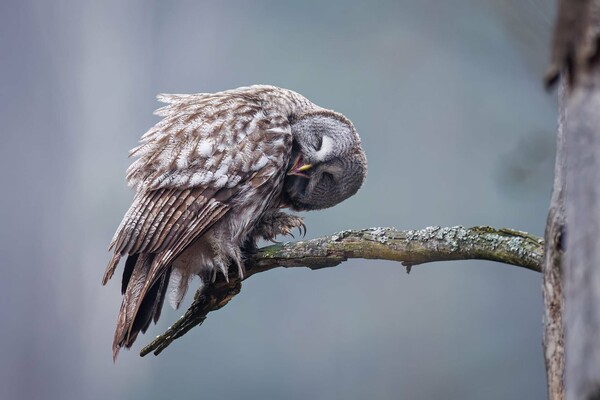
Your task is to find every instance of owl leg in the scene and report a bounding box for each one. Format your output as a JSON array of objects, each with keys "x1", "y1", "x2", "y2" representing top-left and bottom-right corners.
[
  {"x1": 210, "y1": 237, "x2": 245, "y2": 281},
  {"x1": 253, "y1": 210, "x2": 306, "y2": 242}
]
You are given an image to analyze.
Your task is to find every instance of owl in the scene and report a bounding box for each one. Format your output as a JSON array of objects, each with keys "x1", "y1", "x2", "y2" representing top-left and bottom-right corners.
[{"x1": 103, "y1": 85, "x2": 367, "y2": 358}]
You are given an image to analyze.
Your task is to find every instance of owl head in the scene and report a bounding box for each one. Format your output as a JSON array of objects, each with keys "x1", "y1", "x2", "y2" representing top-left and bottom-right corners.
[{"x1": 284, "y1": 110, "x2": 367, "y2": 211}]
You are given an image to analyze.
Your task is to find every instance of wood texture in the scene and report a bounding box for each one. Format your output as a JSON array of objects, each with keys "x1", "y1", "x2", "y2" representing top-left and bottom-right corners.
[{"x1": 543, "y1": 80, "x2": 566, "y2": 400}]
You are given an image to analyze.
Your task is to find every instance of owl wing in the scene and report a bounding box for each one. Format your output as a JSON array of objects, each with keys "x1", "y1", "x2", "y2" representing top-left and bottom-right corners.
[
  {"x1": 103, "y1": 187, "x2": 229, "y2": 285},
  {"x1": 104, "y1": 92, "x2": 293, "y2": 355}
]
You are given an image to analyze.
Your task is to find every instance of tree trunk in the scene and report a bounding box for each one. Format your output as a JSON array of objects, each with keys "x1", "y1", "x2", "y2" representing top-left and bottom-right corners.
[
  {"x1": 546, "y1": 2, "x2": 600, "y2": 398},
  {"x1": 564, "y1": 66, "x2": 600, "y2": 400},
  {"x1": 543, "y1": 79, "x2": 566, "y2": 400}
]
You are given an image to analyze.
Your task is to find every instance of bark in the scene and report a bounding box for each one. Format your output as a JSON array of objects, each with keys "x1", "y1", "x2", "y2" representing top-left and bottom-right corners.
[
  {"x1": 548, "y1": 1, "x2": 600, "y2": 399},
  {"x1": 564, "y1": 58, "x2": 600, "y2": 400},
  {"x1": 542, "y1": 80, "x2": 567, "y2": 400},
  {"x1": 545, "y1": 0, "x2": 592, "y2": 87},
  {"x1": 140, "y1": 225, "x2": 543, "y2": 357}
]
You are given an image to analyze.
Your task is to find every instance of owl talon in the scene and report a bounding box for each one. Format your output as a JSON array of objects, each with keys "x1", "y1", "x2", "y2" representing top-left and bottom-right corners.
[
  {"x1": 298, "y1": 222, "x2": 307, "y2": 237},
  {"x1": 237, "y1": 262, "x2": 246, "y2": 279},
  {"x1": 253, "y1": 211, "x2": 305, "y2": 242}
]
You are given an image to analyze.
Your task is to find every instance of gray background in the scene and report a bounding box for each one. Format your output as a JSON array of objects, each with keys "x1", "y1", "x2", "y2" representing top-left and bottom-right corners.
[{"x1": 1, "y1": 1, "x2": 557, "y2": 399}]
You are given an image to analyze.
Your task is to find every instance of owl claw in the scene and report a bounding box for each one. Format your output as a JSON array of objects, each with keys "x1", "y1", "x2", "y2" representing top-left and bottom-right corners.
[
  {"x1": 298, "y1": 222, "x2": 307, "y2": 237},
  {"x1": 280, "y1": 225, "x2": 298, "y2": 239},
  {"x1": 254, "y1": 211, "x2": 305, "y2": 242}
]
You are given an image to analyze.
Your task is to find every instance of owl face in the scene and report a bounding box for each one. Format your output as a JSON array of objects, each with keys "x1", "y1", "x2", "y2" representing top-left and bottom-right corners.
[{"x1": 284, "y1": 110, "x2": 367, "y2": 211}]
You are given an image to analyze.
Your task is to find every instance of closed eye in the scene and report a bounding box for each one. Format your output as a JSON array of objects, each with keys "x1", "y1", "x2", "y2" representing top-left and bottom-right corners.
[
  {"x1": 315, "y1": 136, "x2": 334, "y2": 161},
  {"x1": 315, "y1": 135, "x2": 323, "y2": 150}
]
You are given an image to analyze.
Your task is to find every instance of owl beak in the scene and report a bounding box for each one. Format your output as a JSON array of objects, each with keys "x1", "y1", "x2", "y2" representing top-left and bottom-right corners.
[{"x1": 288, "y1": 155, "x2": 313, "y2": 178}]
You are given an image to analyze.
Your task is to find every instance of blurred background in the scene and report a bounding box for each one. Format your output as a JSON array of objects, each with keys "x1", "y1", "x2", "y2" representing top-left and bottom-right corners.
[{"x1": 1, "y1": 0, "x2": 557, "y2": 399}]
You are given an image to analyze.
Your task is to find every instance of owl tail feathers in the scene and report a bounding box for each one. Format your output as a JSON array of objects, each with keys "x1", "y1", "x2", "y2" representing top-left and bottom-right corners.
[{"x1": 112, "y1": 254, "x2": 171, "y2": 361}]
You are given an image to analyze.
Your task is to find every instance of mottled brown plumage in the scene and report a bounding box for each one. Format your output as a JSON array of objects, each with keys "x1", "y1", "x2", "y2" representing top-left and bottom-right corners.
[{"x1": 104, "y1": 85, "x2": 366, "y2": 359}]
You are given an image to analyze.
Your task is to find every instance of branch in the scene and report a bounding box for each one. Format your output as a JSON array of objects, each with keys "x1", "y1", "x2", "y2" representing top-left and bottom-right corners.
[{"x1": 140, "y1": 225, "x2": 543, "y2": 357}]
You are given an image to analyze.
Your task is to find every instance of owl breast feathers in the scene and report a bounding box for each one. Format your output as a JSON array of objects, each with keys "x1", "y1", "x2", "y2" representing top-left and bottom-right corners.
[{"x1": 103, "y1": 85, "x2": 367, "y2": 358}]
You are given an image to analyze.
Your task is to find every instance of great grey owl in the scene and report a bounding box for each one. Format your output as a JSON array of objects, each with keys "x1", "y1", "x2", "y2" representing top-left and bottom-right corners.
[{"x1": 103, "y1": 85, "x2": 367, "y2": 358}]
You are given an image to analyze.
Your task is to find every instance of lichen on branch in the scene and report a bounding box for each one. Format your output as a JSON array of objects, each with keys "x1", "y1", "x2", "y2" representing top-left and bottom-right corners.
[{"x1": 140, "y1": 225, "x2": 543, "y2": 357}]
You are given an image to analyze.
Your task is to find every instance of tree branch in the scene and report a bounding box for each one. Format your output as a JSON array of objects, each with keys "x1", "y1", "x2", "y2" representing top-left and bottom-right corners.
[{"x1": 140, "y1": 225, "x2": 543, "y2": 357}]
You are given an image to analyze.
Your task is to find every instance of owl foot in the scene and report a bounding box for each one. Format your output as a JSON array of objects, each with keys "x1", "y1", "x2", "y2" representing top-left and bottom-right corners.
[{"x1": 254, "y1": 211, "x2": 306, "y2": 242}]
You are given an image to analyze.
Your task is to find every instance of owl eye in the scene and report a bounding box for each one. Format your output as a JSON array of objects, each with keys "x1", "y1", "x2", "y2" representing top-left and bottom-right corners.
[
  {"x1": 315, "y1": 135, "x2": 323, "y2": 150},
  {"x1": 313, "y1": 135, "x2": 335, "y2": 161}
]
